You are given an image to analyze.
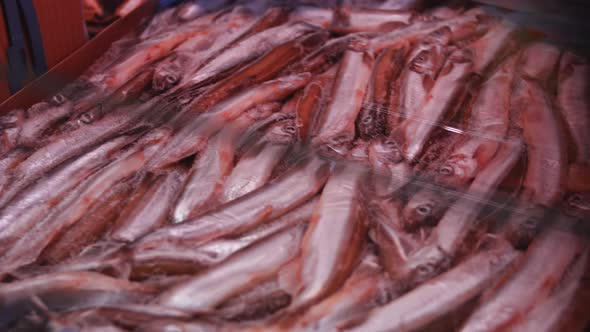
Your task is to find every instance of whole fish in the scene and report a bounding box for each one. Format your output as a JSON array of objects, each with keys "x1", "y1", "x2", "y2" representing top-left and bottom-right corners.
[
  {"x1": 132, "y1": 198, "x2": 317, "y2": 279},
  {"x1": 331, "y1": 8, "x2": 415, "y2": 34},
  {"x1": 0, "y1": 101, "x2": 157, "y2": 209},
  {"x1": 503, "y1": 77, "x2": 568, "y2": 246},
  {"x1": 149, "y1": 73, "x2": 311, "y2": 169},
  {"x1": 370, "y1": 10, "x2": 484, "y2": 52},
  {"x1": 155, "y1": 225, "x2": 306, "y2": 313},
  {"x1": 312, "y1": 41, "x2": 374, "y2": 156},
  {"x1": 186, "y1": 22, "x2": 318, "y2": 91},
  {"x1": 111, "y1": 167, "x2": 187, "y2": 242},
  {"x1": 134, "y1": 156, "x2": 328, "y2": 252},
  {"x1": 288, "y1": 164, "x2": 367, "y2": 308},
  {"x1": 508, "y1": 248, "x2": 589, "y2": 332},
  {"x1": 295, "y1": 67, "x2": 337, "y2": 141},
  {"x1": 459, "y1": 219, "x2": 586, "y2": 332},
  {"x1": 0, "y1": 271, "x2": 156, "y2": 329},
  {"x1": 0, "y1": 129, "x2": 170, "y2": 272},
  {"x1": 0, "y1": 136, "x2": 133, "y2": 250},
  {"x1": 434, "y1": 55, "x2": 517, "y2": 189},
  {"x1": 395, "y1": 39, "x2": 447, "y2": 127},
  {"x1": 368, "y1": 195, "x2": 421, "y2": 278},
  {"x1": 393, "y1": 48, "x2": 474, "y2": 162},
  {"x1": 347, "y1": 239, "x2": 519, "y2": 332},
  {"x1": 152, "y1": 8, "x2": 258, "y2": 92},
  {"x1": 221, "y1": 117, "x2": 297, "y2": 203},
  {"x1": 39, "y1": 180, "x2": 137, "y2": 265},
  {"x1": 357, "y1": 45, "x2": 407, "y2": 139},
  {"x1": 177, "y1": 30, "x2": 328, "y2": 120},
  {"x1": 273, "y1": 252, "x2": 390, "y2": 331},
  {"x1": 400, "y1": 140, "x2": 523, "y2": 287},
  {"x1": 172, "y1": 104, "x2": 278, "y2": 222}
]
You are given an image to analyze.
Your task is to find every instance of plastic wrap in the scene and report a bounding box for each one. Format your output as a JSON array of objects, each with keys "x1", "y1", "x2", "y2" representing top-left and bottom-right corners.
[{"x1": 0, "y1": 1, "x2": 589, "y2": 331}]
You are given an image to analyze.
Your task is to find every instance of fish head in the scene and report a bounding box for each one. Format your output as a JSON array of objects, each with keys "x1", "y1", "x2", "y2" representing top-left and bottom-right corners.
[
  {"x1": 153, "y1": 67, "x2": 182, "y2": 93},
  {"x1": 423, "y1": 27, "x2": 452, "y2": 45},
  {"x1": 408, "y1": 44, "x2": 446, "y2": 78},
  {"x1": 265, "y1": 118, "x2": 297, "y2": 145},
  {"x1": 434, "y1": 155, "x2": 477, "y2": 188},
  {"x1": 347, "y1": 139, "x2": 371, "y2": 164},
  {"x1": 403, "y1": 245, "x2": 450, "y2": 288},
  {"x1": 403, "y1": 189, "x2": 448, "y2": 231},
  {"x1": 564, "y1": 192, "x2": 590, "y2": 220},
  {"x1": 368, "y1": 137, "x2": 404, "y2": 168}
]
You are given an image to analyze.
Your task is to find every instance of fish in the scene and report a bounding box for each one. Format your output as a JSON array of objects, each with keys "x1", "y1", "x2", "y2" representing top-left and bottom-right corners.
[
  {"x1": 331, "y1": 8, "x2": 415, "y2": 34},
  {"x1": 288, "y1": 163, "x2": 367, "y2": 308},
  {"x1": 0, "y1": 271, "x2": 156, "y2": 329},
  {"x1": 346, "y1": 238, "x2": 519, "y2": 332},
  {"x1": 508, "y1": 248, "x2": 589, "y2": 332},
  {"x1": 0, "y1": 136, "x2": 133, "y2": 250},
  {"x1": 434, "y1": 55, "x2": 517, "y2": 189},
  {"x1": 149, "y1": 73, "x2": 311, "y2": 169},
  {"x1": 186, "y1": 22, "x2": 318, "y2": 91},
  {"x1": 216, "y1": 277, "x2": 292, "y2": 321},
  {"x1": 468, "y1": 19, "x2": 518, "y2": 75},
  {"x1": 178, "y1": 30, "x2": 328, "y2": 119},
  {"x1": 98, "y1": 12, "x2": 220, "y2": 90},
  {"x1": 358, "y1": 45, "x2": 407, "y2": 139},
  {"x1": 402, "y1": 187, "x2": 454, "y2": 231},
  {"x1": 295, "y1": 67, "x2": 337, "y2": 141},
  {"x1": 221, "y1": 118, "x2": 297, "y2": 203},
  {"x1": 502, "y1": 77, "x2": 568, "y2": 246},
  {"x1": 275, "y1": 252, "x2": 390, "y2": 331},
  {"x1": 312, "y1": 41, "x2": 374, "y2": 156},
  {"x1": 134, "y1": 155, "x2": 328, "y2": 253},
  {"x1": 0, "y1": 149, "x2": 28, "y2": 196},
  {"x1": 0, "y1": 129, "x2": 171, "y2": 272},
  {"x1": 400, "y1": 139, "x2": 523, "y2": 287},
  {"x1": 370, "y1": 11, "x2": 483, "y2": 52},
  {"x1": 155, "y1": 225, "x2": 306, "y2": 313},
  {"x1": 395, "y1": 40, "x2": 447, "y2": 127},
  {"x1": 519, "y1": 42, "x2": 561, "y2": 84},
  {"x1": 557, "y1": 52, "x2": 590, "y2": 165},
  {"x1": 18, "y1": 94, "x2": 73, "y2": 148},
  {"x1": 368, "y1": 195, "x2": 421, "y2": 278},
  {"x1": 395, "y1": 48, "x2": 474, "y2": 162},
  {"x1": 289, "y1": 6, "x2": 333, "y2": 29},
  {"x1": 0, "y1": 109, "x2": 25, "y2": 155},
  {"x1": 0, "y1": 101, "x2": 157, "y2": 209},
  {"x1": 132, "y1": 198, "x2": 318, "y2": 279},
  {"x1": 152, "y1": 8, "x2": 258, "y2": 92},
  {"x1": 111, "y1": 167, "x2": 187, "y2": 242},
  {"x1": 367, "y1": 136, "x2": 412, "y2": 196},
  {"x1": 172, "y1": 104, "x2": 278, "y2": 222},
  {"x1": 459, "y1": 219, "x2": 586, "y2": 332},
  {"x1": 38, "y1": 179, "x2": 137, "y2": 265}
]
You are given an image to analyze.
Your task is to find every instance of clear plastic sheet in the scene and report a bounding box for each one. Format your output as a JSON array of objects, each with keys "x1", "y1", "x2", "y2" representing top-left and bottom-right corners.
[{"x1": 0, "y1": 1, "x2": 588, "y2": 331}]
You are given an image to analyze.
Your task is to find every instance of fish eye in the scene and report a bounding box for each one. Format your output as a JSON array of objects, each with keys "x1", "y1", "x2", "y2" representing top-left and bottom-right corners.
[
  {"x1": 416, "y1": 204, "x2": 432, "y2": 216},
  {"x1": 52, "y1": 94, "x2": 66, "y2": 105},
  {"x1": 284, "y1": 125, "x2": 297, "y2": 134},
  {"x1": 569, "y1": 194, "x2": 583, "y2": 204},
  {"x1": 439, "y1": 165, "x2": 454, "y2": 176},
  {"x1": 415, "y1": 51, "x2": 428, "y2": 63},
  {"x1": 166, "y1": 74, "x2": 178, "y2": 84},
  {"x1": 79, "y1": 112, "x2": 94, "y2": 124}
]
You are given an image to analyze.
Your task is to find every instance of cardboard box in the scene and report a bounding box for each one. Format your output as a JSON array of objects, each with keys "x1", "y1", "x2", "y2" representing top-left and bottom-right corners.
[
  {"x1": 0, "y1": 0, "x2": 89, "y2": 102},
  {"x1": 0, "y1": 0, "x2": 156, "y2": 112}
]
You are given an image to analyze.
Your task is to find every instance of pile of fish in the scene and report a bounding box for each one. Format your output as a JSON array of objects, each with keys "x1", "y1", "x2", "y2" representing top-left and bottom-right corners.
[{"x1": 0, "y1": 1, "x2": 589, "y2": 331}]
